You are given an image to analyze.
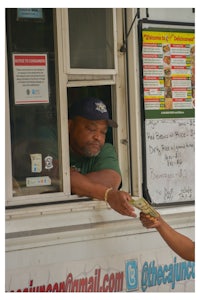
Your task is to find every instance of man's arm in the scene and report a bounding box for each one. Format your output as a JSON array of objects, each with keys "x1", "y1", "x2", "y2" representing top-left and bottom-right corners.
[
  {"x1": 85, "y1": 169, "x2": 121, "y2": 190},
  {"x1": 70, "y1": 168, "x2": 136, "y2": 217},
  {"x1": 140, "y1": 213, "x2": 195, "y2": 261}
]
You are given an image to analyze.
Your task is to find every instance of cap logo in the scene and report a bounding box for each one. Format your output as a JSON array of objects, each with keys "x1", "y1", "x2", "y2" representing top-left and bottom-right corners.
[{"x1": 95, "y1": 102, "x2": 107, "y2": 114}]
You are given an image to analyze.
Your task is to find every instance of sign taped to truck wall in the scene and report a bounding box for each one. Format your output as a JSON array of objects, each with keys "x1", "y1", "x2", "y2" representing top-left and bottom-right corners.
[
  {"x1": 138, "y1": 19, "x2": 195, "y2": 205},
  {"x1": 12, "y1": 53, "x2": 49, "y2": 104}
]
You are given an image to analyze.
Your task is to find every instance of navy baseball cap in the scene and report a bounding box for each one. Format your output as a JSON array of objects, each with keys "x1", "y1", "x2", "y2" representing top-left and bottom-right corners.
[{"x1": 68, "y1": 97, "x2": 118, "y2": 128}]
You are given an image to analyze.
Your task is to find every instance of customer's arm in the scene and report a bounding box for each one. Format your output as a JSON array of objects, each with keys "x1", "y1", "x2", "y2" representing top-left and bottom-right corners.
[{"x1": 140, "y1": 213, "x2": 195, "y2": 261}]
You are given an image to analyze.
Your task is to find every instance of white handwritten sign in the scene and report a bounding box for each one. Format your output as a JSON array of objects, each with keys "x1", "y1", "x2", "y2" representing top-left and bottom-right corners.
[{"x1": 145, "y1": 118, "x2": 195, "y2": 204}]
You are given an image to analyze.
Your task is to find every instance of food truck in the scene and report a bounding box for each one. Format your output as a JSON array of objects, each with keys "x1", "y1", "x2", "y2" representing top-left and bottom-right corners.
[{"x1": 5, "y1": 8, "x2": 195, "y2": 292}]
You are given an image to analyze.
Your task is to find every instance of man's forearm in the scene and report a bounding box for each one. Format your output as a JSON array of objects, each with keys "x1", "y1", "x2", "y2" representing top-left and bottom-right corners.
[
  {"x1": 70, "y1": 169, "x2": 137, "y2": 218},
  {"x1": 70, "y1": 170, "x2": 108, "y2": 200}
]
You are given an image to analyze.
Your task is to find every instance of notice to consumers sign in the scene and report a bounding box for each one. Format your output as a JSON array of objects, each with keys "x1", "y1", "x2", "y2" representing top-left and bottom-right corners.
[{"x1": 13, "y1": 53, "x2": 49, "y2": 104}]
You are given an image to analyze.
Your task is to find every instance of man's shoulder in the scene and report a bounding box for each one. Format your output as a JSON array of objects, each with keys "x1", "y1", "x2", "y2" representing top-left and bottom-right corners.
[
  {"x1": 97, "y1": 143, "x2": 118, "y2": 160},
  {"x1": 101, "y1": 143, "x2": 116, "y2": 154},
  {"x1": 95, "y1": 143, "x2": 120, "y2": 174}
]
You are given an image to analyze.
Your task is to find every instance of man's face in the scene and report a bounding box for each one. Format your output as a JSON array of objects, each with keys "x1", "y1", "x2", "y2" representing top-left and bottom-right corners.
[{"x1": 68, "y1": 116, "x2": 108, "y2": 157}]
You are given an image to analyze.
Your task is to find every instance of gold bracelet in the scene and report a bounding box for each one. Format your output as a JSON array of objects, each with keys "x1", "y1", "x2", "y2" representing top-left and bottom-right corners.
[{"x1": 104, "y1": 187, "x2": 113, "y2": 204}]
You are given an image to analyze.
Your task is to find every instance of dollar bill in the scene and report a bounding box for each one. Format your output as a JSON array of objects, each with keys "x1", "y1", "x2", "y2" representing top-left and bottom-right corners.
[{"x1": 130, "y1": 197, "x2": 159, "y2": 217}]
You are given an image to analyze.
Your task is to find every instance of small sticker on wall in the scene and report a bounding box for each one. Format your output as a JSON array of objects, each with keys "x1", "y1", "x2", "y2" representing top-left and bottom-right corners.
[
  {"x1": 44, "y1": 155, "x2": 53, "y2": 170},
  {"x1": 30, "y1": 153, "x2": 42, "y2": 173}
]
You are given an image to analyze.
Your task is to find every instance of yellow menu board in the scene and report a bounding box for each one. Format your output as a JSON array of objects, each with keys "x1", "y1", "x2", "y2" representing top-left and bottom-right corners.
[{"x1": 142, "y1": 30, "x2": 195, "y2": 119}]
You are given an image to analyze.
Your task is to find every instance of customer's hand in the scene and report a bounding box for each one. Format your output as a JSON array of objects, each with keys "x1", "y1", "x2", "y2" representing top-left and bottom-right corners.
[{"x1": 139, "y1": 212, "x2": 161, "y2": 228}]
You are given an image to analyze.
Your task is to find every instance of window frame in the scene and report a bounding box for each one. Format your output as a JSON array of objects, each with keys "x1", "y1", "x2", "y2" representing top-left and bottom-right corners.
[{"x1": 5, "y1": 8, "x2": 131, "y2": 207}]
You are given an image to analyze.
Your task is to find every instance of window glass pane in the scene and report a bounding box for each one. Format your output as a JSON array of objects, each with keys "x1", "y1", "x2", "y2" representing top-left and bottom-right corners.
[
  {"x1": 6, "y1": 9, "x2": 62, "y2": 196},
  {"x1": 68, "y1": 8, "x2": 114, "y2": 69}
]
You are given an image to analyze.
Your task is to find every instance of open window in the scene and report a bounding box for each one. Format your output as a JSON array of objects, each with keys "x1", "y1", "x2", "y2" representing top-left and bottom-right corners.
[{"x1": 6, "y1": 8, "x2": 130, "y2": 207}]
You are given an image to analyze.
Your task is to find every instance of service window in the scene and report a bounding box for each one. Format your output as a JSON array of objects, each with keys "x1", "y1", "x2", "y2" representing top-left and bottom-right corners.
[{"x1": 6, "y1": 8, "x2": 129, "y2": 207}]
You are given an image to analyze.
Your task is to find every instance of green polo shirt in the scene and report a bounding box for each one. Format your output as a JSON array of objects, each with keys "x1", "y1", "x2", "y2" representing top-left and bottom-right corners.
[{"x1": 70, "y1": 143, "x2": 121, "y2": 175}]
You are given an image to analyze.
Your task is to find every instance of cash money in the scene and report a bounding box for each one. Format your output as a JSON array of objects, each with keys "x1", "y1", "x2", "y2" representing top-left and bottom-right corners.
[{"x1": 130, "y1": 197, "x2": 159, "y2": 217}]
